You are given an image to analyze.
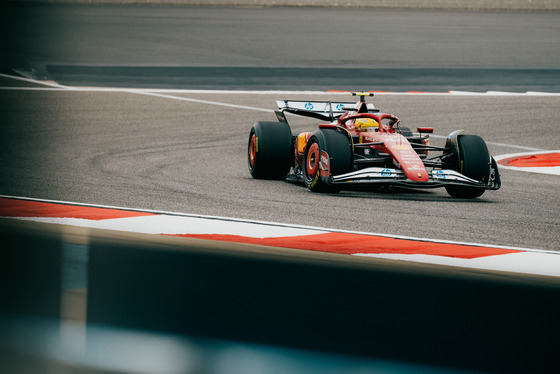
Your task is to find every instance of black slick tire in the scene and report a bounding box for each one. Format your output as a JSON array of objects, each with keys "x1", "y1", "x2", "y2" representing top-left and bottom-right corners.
[
  {"x1": 445, "y1": 134, "x2": 490, "y2": 199},
  {"x1": 248, "y1": 121, "x2": 293, "y2": 180},
  {"x1": 302, "y1": 129, "x2": 351, "y2": 193}
]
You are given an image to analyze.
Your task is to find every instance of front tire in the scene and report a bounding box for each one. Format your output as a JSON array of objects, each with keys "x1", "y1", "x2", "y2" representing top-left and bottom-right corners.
[
  {"x1": 445, "y1": 134, "x2": 490, "y2": 198},
  {"x1": 303, "y1": 129, "x2": 351, "y2": 193},
  {"x1": 248, "y1": 121, "x2": 292, "y2": 180}
]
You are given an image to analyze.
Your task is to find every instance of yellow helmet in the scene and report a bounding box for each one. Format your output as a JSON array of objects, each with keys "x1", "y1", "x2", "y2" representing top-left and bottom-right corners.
[{"x1": 355, "y1": 118, "x2": 379, "y2": 132}]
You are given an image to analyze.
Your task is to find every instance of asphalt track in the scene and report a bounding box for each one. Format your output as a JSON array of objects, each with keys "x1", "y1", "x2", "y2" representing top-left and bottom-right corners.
[
  {"x1": 1, "y1": 4, "x2": 560, "y2": 252},
  {"x1": 1, "y1": 78, "x2": 559, "y2": 252}
]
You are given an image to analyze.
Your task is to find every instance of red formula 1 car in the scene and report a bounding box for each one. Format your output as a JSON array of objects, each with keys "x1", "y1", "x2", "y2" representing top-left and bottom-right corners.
[{"x1": 248, "y1": 93, "x2": 500, "y2": 198}]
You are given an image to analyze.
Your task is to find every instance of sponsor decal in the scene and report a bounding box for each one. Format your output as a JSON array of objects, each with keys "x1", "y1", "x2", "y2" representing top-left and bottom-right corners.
[
  {"x1": 400, "y1": 152, "x2": 421, "y2": 164},
  {"x1": 434, "y1": 170, "x2": 446, "y2": 179},
  {"x1": 305, "y1": 102, "x2": 314, "y2": 110},
  {"x1": 407, "y1": 165, "x2": 425, "y2": 171},
  {"x1": 309, "y1": 170, "x2": 319, "y2": 188},
  {"x1": 381, "y1": 169, "x2": 392, "y2": 177},
  {"x1": 392, "y1": 144, "x2": 411, "y2": 150},
  {"x1": 336, "y1": 104, "x2": 344, "y2": 111},
  {"x1": 320, "y1": 150, "x2": 330, "y2": 177}
]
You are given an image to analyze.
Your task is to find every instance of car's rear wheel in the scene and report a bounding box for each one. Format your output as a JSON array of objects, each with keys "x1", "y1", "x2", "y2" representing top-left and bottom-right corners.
[
  {"x1": 248, "y1": 121, "x2": 292, "y2": 179},
  {"x1": 303, "y1": 129, "x2": 352, "y2": 192},
  {"x1": 445, "y1": 134, "x2": 490, "y2": 198}
]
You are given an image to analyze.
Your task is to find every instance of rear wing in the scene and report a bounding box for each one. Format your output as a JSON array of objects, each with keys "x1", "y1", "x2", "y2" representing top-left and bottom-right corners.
[{"x1": 276, "y1": 100, "x2": 377, "y2": 121}]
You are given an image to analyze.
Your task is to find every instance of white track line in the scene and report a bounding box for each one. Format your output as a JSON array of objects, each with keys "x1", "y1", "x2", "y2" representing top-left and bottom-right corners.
[
  {"x1": 2, "y1": 84, "x2": 560, "y2": 96},
  {"x1": 128, "y1": 90, "x2": 273, "y2": 113},
  {"x1": 2, "y1": 73, "x2": 560, "y2": 96},
  {"x1": 480, "y1": 141, "x2": 544, "y2": 152},
  {"x1": 428, "y1": 134, "x2": 545, "y2": 152}
]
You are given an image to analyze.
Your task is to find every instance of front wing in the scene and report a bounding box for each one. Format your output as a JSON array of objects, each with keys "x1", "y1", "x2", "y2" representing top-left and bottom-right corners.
[{"x1": 329, "y1": 163, "x2": 501, "y2": 190}]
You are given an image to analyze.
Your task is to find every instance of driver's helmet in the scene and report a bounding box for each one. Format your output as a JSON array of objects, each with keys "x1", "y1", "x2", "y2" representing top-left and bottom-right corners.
[{"x1": 355, "y1": 118, "x2": 379, "y2": 132}]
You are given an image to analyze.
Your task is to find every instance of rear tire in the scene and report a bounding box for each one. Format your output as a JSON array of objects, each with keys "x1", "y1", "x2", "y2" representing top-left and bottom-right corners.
[
  {"x1": 303, "y1": 129, "x2": 352, "y2": 193},
  {"x1": 445, "y1": 134, "x2": 490, "y2": 199},
  {"x1": 248, "y1": 121, "x2": 292, "y2": 180}
]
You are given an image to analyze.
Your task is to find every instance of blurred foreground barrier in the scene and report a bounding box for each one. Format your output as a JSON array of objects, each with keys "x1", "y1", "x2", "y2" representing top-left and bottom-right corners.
[
  {"x1": 2, "y1": 219, "x2": 560, "y2": 373},
  {"x1": 86, "y1": 227, "x2": 560, "y2": 373},
  {"x1": 1, "y1": 220, "x2": 62, "y2": 319}
]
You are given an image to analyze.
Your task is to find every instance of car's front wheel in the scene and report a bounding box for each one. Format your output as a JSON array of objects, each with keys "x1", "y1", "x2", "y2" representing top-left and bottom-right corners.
[
  {"x1": 303, "y1": 129, "x2": 351, "y2": 193},
  {"x1": 445, "y1": 134, "x2": 490, "y2": 198}
]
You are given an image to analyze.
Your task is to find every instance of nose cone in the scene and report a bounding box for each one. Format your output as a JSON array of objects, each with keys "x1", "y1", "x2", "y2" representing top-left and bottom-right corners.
[{"x1": 387, "y1": 136, "x2": 429, "y2": 181}]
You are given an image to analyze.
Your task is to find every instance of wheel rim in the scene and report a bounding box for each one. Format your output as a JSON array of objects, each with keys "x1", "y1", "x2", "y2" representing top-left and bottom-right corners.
[
  {"x1": 306, "y1": 142, "x2": 320, "y2": 178},
  {"x1": 249, "y1": 133, "x2": 257, "y2": 168}
]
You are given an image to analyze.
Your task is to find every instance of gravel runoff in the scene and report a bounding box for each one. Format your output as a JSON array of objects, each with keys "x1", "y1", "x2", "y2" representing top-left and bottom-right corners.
[{"x1": 17, "y1": 0, "x2": 560, "y2": 11}]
